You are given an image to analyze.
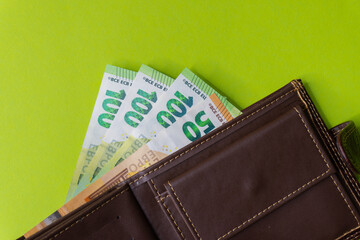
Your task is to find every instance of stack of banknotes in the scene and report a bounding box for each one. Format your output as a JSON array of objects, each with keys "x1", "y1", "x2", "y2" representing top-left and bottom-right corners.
[{"x1": 25, "y1": 64, "x2": 241, "y2": 238}]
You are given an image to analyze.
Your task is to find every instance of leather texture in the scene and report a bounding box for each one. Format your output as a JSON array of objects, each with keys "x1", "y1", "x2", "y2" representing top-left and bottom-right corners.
[{"x1": 24, "y1": 80, "x2": 360, "y2": 240}]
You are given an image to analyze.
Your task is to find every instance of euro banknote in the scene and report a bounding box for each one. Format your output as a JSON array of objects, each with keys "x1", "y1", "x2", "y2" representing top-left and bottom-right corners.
[
  {"x1": 84, "y1": 68, "x2": 241, "y2": 189},
  {"x1": 24, "y1": 92, "x2": 239, "y2": 239},
  {"x1": 65, "y1": 65, "x2": 136, "y2": 203},
  {"x1": 72, "y1": 65, "x2": 174, "y2": 198}
]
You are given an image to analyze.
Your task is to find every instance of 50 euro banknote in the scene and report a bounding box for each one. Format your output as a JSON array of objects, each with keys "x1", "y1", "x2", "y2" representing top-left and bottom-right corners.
[
  {"x1": 75, "y1": 68, "x2": 240, "y2": 194},
  {"x1": 65, "y1": 65, "x2": 136, "y2": 203},
  {"x1": 24, "y1": 93, "x2": 240, "y2": 238},
  {"x1": 71, "y1": 65, "x2": 174, "y2": 199}
]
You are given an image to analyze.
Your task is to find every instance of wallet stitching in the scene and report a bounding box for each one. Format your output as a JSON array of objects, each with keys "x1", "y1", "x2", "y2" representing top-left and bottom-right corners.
[
  {"x1": 297, "y1": 107, "x2": 360, "y2": 228},
  {"x1": 151, "y1": 179, "x2": 161, "y2": 196},
  {"x1": 163, "y1": 107, "x2": 332, "y2": 240},
  {"x1": 217, "y1": 172, "x2": 330, "y2": 239},
  {"x1": 294, "y1": 80, "x2": 360, "y2": 206},
  {"x1": 156, "y1": 194, "x2": 170, "y2": 202},
  {"x1": 330, "y1": 176, "x2": 360, "y2": 224},
  {"x1": 151, "y1": 180, "x2": 187, "y2": 239},
  {"x1": 294, "y1": 81, "x2": 360, "y2": 235},
  {"x1": 291, "y1": 81, "x2": 310, "y2": 111},
  {"x1": 345, "y1": 232, "x2": 360, "y2": 240},
  {"x1": 295, "y1": 80, "x2": 360, "y2": 198},
  {"x1": 334, "y1": 128, "x2": 343, "y2": 135},
  {"x1": 335, "y1": 226, "x2": 360, "y2": 240},
  {"x1": 168, "y1": 181, "x2": 202, "y2": 240},
  {"x1": 215, "y1": 108, "x2": 331, "y2": 240},
  {"x1": 344, "y1": 230, "x2": 360, "y2": 240},
  {"x1": 129, "y1": 88, "x2": 298, "y2": 186},
  {"x1": 294, "y1": 108, "x2": 331, "y2": 169},
  {"x1": 48, "y1": 187, "x2": 129, "y2": 240},
  {"x1": 159, "y1": 195, "x2": 186, "y2": 240}
]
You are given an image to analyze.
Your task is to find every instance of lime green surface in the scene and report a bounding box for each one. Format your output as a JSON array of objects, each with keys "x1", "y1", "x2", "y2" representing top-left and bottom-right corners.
[{"x1": 0, "y1": 1, "x2": 360, "y2": 239}]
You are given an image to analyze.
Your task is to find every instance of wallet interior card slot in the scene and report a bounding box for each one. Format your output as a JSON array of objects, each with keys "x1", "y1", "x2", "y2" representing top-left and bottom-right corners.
[{"x1": 132, "y1": 104, "x2": 360, "y2": 239}]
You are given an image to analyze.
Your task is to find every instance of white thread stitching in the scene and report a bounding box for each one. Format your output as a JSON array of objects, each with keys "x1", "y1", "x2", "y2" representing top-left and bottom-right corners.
[
  {"x1": 344, "y1": 231, "x2": 360, "y2": 240},
  {"x1": 159, "y1": 195, "x2": 186, "y2": 239},
  {"x1": 330, "y1": 175, "x2": 360, "y2": 224},
  {"x1": 156, "y1": 194, "x2": 170, "y2": 202},
  {"x1": 216, "y1": 107, "x2": 331, "y2": 240},
  {"x1": 151, "y1": 179, "x2": 161, "y2": 196},
  {"x1": 294, "y1": 108, "x2": 331, "y2": 169},
  {"x1": 217, "y1": 173, "x2": 330, "y2": 239},
  {"x1": 345, "y1": 232, "x2": 360, "y2": 240},
  {"x1": 168, "y1": 182, "x2": 202, "y2": 240},
  {"x1": 333, "y1": 128, "x2": 343, "y2": 135},
  {"x1": 335, "y1": 226, "x2": 360, "y2": 240},
  {"x1": 295, "y1": 81, "x2": 360, "y2": 197},
  {"x1": 294, "y1": 81, "x2": 360, "y2": 206},
  {"x1": 151, "y1": 179, "x2": 186, "y2": 239}
]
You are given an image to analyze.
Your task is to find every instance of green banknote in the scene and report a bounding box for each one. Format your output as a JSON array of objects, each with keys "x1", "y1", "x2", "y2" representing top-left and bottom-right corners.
[
  {"x1": 87, "y1": 68, "x2": 241, "y2": 187},
  {"x1": 65, "y1": 65, "x2": 136, "y2": 203},
  {"x1": 73, "y1": 65, "x2": 174, "y2": 197}
]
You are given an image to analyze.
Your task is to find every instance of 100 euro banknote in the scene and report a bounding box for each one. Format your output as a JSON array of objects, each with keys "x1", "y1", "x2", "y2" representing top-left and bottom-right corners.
[
  {"x1": 65, "y1": 65, "x2": 136, "y2": 203},
  {"x1": 85, "y1": 68, "x2": 241, "y2": 188},
  {"x1": 24, "y1": 93, "x2": 240, "y2": 238},
  {"x1": 73, "y1": 65, "x2": 174, "y2": 198}
]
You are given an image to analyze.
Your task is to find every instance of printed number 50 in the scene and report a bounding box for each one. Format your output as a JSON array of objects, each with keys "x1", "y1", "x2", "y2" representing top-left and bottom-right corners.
[{"x1": 182, "y1": 111, "x2": 215, "y2": 142}]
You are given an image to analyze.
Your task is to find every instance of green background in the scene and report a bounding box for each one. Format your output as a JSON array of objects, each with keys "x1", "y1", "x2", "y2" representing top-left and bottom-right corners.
[{"x1": 1, "y1": 0, "x2": 359, "y2": 239}]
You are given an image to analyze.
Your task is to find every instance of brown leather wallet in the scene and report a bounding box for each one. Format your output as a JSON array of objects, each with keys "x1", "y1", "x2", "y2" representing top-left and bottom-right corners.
[{"x1": 23, "y1": 80, "x2": 360, "y2": 240}]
